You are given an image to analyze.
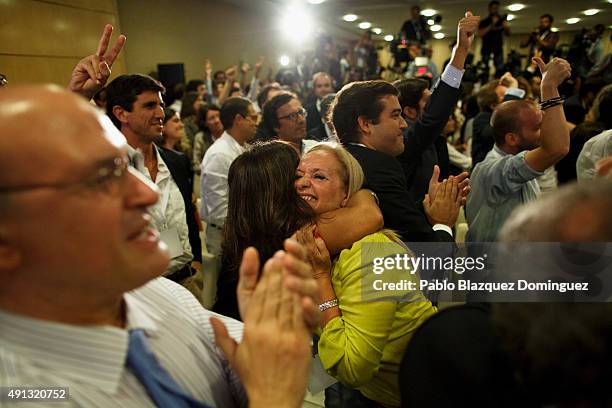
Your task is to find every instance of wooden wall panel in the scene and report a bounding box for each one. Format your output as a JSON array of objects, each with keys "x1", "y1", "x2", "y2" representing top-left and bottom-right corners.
[
  {"x1": 0, "y1": 54, "x2": 126, "y2": 86},
  {"x1": 0, "y1": 0, "x2": 126, "y2": 85}
]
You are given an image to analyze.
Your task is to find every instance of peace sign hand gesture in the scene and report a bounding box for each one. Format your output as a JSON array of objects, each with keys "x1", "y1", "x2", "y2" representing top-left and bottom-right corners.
[{"x1": 68, "y1": 24, "x2": 126, "y2": 100}]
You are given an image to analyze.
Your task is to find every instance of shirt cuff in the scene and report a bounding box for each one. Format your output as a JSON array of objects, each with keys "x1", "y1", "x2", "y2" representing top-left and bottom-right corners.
[
  {"x1": 505, "y1": 87, "x2": 526, "y2": 99},
  {"x1": 432, "y1": 224, "x2": 453, "y2": 237},
  {"x1": 440, "y1": 64, "x2": 465, "y2": 89}
]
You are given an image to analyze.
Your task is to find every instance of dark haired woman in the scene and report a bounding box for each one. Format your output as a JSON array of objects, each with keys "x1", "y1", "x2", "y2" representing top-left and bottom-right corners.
[{"x1": 214, "y1": 141, "x2": 382, "y2": 320}]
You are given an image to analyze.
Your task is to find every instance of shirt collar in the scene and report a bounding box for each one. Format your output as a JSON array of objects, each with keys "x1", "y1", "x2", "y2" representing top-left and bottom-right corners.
[
  {"x1": 153, "y1": 144, "x2": 170, "y2": 182},
  {"x1": 0, "y1": 290, "x2": 161, "y2": 394},
  {"x1": 221, "y1": 131, "x2": 246, "y2": 154}
]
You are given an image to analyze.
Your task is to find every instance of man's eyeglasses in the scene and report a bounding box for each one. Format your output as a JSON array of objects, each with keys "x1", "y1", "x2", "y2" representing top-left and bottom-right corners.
[
  {"x1": 278, "y1": 107, "x2": 308, "y2": 122},
  {"x1": 0, "y1": 157, "x2": 130, "y2": 196}
]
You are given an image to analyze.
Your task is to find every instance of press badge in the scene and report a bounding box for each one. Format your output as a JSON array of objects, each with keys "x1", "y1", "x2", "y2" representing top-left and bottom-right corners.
[{"x1": 160, "y1": 227, "x2": 183, "y2": 259}]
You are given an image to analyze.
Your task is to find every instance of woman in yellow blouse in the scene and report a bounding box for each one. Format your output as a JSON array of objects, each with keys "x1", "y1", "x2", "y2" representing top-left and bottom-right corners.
[{"x1": 295, "y1": 143, "x2": 437, "y2": 407}]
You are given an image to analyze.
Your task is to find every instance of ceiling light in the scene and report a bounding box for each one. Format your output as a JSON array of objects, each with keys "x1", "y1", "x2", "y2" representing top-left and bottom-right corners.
[
  {"x1": 551, "y1": 27, "x2": 559, "y2": 32},
  {"x1": 384, "y1": 34, "x2": 394, "y2": 42},
  {"x1": 427, "y1": 19, "x2": 434, "y2": 25},
  {"x1": 307, "y1": 0, "x2": 325, "y2": 3},
  {"x1": 507, "y1": 3, "x2": 525, "y2": 11},
  {"x1": 342, "y1": 14, "x2": 358, "y2": 22},
  {"x1": 583, "y1": 9, "x2": 600, "y2": 15},
  {"x1": 566, "y1": 17, "x2": 580, "y2": 24},
  {"x1": 434, "y1": 33, "x2": 445, "y2": 39},
  {"x1": 358, "y1": 21, "x2": 372, "y2": 29},
  {"x1": 430, "y1": 25, "x2": 442, "y2": 32},
  {"x1": 372, "y1": 28, "x2": 382, "y2": 35},
  {"x1": 280, "y1": 7, "x2": 312, "y2": 43},
  {"x1": 279, "y1": 55, "x2": 290, "y2": 66},
  {"x1": 420, "y1": 9, "x2": 436, "y2": 17},
  {"x1": 507, "y1": 14, "x2": 515, "y2": 21}
]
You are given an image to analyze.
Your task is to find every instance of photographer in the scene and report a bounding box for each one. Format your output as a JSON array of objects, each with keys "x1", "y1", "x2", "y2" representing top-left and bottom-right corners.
[
  {"x1": 478, "y1": 1, "x2": 510, "y2": 74},
  {"x1": 520, "y1": 14, "x2": 559, "y2": 63}
]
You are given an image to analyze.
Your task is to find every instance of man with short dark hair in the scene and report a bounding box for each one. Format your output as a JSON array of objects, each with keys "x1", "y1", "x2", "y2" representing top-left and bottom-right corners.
[
  {"x1": 521, "y1": 14, "x2": 560, "y2": 63},
  {"x1": 399, "y1": 5, "x2": 431, "y2": 47},
  {"x1": 306, "y1": 72, "x2": 334, "y2": 132},
  {"x1": 200, "y1": 97, "x2": 258, "y2": 258},
  {"x1": 466, "y1": 57, "x2": 571, "y2": 242},
  {"x1": 471, "y1": 80, "x2": 508, "y2": 167},
  {"x1": 332, "y1": 12, "x2": 480, "y2": 243},
  {"x1": 393, "y1": 76, "x2": 458, "y2": 203},
  {"x1": 261, "y1": 92, "x2": 316, "y2": 155},
  {"x1": 478, "y1": 1, "x2": 510, "y2": 73},
  {"x1": 307, "y1": 93, "x2": 337, "y2": 141},
  {"x1": 106, "y1": 73, "x2": 202, "y2": 283}
]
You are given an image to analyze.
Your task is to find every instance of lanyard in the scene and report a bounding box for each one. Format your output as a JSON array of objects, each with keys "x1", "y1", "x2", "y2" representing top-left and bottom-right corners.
[{"x1": 159, "y1": 179, "x2": 172, "y2": 230}]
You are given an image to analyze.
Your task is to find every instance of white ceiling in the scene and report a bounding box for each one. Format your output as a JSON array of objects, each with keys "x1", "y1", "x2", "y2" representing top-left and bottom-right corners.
[{"x1": 225, "y1": 0, "x2": 611, "y2": 40}]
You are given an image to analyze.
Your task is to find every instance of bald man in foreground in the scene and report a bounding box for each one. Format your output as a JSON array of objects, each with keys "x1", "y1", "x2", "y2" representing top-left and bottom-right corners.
[{"x1": 0, "y1": 85, "x2": 319, "y2": 407}]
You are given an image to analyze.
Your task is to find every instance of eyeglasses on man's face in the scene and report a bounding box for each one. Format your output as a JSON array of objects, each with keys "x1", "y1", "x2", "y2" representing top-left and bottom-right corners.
[
  {"x1": 0, "y1": 156, "x2": 131, "y2": 197},
  {"x1": 278, "y1": 107, "x2": 308, "y2": 122}
]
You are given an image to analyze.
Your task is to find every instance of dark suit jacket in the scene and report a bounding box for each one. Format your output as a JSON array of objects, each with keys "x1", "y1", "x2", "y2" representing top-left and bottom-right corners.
[
  {"x1": 345, "y1": 144, "x2": 454, "y2": 243},
  {"x1": 399, "y1": 304, "x2": 527, "y2": 408},
  {"x1": 305, "y1": 100, "x2": 323, "y2": 132},
  {"x1": 307, "y1": 124, "x2": 328, "y2": 142},
  {"x1": 158, "y1": 146, "x2": 202, "y2": 263},
  {"x1": 396, "y1": 79, "x2": 460, "y2": 202}
]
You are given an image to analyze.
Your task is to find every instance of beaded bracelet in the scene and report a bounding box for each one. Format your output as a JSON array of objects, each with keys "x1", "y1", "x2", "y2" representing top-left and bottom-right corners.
[{"x1": 539, "y1": 96, "x2": 565, "y2": 110}]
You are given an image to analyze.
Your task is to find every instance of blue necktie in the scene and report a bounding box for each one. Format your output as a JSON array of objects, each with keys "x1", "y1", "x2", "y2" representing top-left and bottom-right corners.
[{"x1": 126, "y1": 329, "x2": 211, "y2": 408}]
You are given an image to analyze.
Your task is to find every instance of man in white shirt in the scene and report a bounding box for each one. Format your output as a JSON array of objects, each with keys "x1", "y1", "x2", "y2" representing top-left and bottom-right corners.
[
  {"x1": 200, "y1": 97, "x2": 258, "y2": 257},
  {"x1": 0, "y1": 85, "x2": 318, "y2": 407},
  {"x1": 106, "y1": 74, "x2": 199, "y2": 282}
]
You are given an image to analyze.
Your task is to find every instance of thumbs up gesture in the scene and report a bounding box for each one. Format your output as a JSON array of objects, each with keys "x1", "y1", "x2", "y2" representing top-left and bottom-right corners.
[
  {"x1": 534, "y1": 57, "x2": 571, "y2": 89},
  {"x1": 457, "y1": 11, "x2": 480, "y2": 51}
]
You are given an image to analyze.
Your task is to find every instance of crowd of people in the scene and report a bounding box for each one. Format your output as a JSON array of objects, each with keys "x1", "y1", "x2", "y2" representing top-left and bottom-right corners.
[{"x1": 1, "y1": 3, "x2": 611, "y2": 408}]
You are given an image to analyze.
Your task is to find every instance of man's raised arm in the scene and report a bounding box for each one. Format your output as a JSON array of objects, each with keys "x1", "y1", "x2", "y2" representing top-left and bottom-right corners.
[{"x1": 524, "y1": 57, "x2": 571, "y2": 172}]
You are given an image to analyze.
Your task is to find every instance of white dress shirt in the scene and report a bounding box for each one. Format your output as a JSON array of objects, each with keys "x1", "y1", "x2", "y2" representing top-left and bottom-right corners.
[
  {"x1": 0, "y1": 279, "x2": 246, "y2": 408},
  {"x1": 200, "y1": 131, "x2": 245, "y2": 227},
  {"x1": 130, "y1": 145, "x2": 193, "y2": 274}
]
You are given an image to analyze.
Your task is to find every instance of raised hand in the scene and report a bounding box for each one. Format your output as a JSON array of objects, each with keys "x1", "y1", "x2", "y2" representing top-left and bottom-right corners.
[
  {"x1": 456, "y1": 11, "x2": 480, "y2": 51},
  {"x1": 225, "y1": 65, "x2": 238, "y2": 81},
  {"x1": 533, "y1": 57, "x2": 571, "y2": 90},
  {"x1": 240, "y1": 62, "x2": 252, "y2": 74},
  {"x1": 68, "y1": 24, "x2": 126, "y2": 100},
  {"x1": 499, "y1": 71, "x2": 518, "y2": 89},
  {"x1": 204, "y1": 59, "x2": 213, "y2": 78}
]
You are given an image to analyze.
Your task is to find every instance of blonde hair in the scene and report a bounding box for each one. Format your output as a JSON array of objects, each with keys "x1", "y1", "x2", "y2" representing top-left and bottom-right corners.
[
  {"x1": 305, "y1": 142, "x2": 364, "y2": 200},
  {"x1": 305, "y1": 142, "x2": 405, "y2": 245}
]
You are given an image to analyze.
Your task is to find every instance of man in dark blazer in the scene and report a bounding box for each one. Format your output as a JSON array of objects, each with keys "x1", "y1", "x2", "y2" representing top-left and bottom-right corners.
[
  {"x1": 305, "y1": 72, "x2": 334, "y2": 132},
  {"x1": 332, "y1": 11, "x2": 480, "y2": 244},
  {"x1": 158, "y1": 146, "x2": 202, "y2": 272},
  {"x1": 394, "y1": 77, "x2": 458, "y2": 203}
]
